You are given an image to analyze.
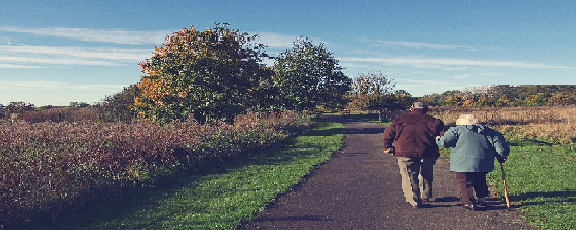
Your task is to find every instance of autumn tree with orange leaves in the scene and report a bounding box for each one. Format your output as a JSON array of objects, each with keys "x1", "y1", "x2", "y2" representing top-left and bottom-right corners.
[{"x1": 134, "y1": 23, "x2": 274, "y2": 123}]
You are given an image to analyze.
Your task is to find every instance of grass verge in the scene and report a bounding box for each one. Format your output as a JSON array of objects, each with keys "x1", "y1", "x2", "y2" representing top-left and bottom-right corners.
[
  {"x1": 34, "y1": 121, "x2": 345, "y2": 230},
  {"x1": 486, "y1": 143, "x2": 576, "y2": 230}
]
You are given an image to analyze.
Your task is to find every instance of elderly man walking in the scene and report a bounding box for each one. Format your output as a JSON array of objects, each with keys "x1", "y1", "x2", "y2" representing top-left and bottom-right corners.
[{"x1": 382, "y1": 102, "x2": 445, "y2": 208}]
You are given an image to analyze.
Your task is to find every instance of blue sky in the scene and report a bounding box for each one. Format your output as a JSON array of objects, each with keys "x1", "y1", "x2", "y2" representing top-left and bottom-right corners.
[{"x1": 1, "y1": 0, "x2": 575, "y2": 106}]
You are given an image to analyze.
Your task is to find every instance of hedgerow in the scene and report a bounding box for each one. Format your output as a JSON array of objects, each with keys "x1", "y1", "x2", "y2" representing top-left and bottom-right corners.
[{"x1": 0, "y1": 112, "x2": 312, "y2": 226}]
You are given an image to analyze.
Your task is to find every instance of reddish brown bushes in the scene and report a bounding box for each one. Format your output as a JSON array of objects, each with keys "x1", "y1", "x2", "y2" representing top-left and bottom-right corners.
[{"x1": 0, "y1": 114, "x2": 311, "y2": 225}]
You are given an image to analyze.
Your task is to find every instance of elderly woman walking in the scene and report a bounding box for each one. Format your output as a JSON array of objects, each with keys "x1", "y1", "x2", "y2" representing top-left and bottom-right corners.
[{"x1": 435, "y1": 114, "x2": 510, "y2": 211}]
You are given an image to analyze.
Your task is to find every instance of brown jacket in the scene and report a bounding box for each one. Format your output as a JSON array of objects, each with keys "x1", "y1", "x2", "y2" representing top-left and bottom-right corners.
[{"x1": 383, "y1": 109, "x2": 445, "y2": 158}]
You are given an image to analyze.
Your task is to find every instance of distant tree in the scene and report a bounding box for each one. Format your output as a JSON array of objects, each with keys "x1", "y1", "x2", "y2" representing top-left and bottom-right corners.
[
  {"x1": 472, "y1": 97, "x2": 490, "y2": 107},
  {"x1": 445, "y1": 95, "x2": 464, "y2": 106},
  {"x1": 516, "y1": 85, "x2": 551, "y2": 103},
  {"x1": 4, "y1": 101, "x2": 35, "y2": 114},
  {"x1": 133, "y1": 23, "x2": 274, "y2": 123},
  {"x1": 69, "y1": 102, "x2": 90, "y2": 108},
  {"x1": 95, "y1": 85, "x2": 140, "y2": 122},
  {"x1": 385, "y1": 90, "x2": 415, "y2": 111},
  {"x1": 547, "y1": 92, "x2": 576, "y2": 106},
  {"x1": 492, "y1": 94, "x2": 510, "y2": 106},
  {"x1": 419, "y1": 93, "x2": 443, "y2": 107},
  {"x1": 437, "y1": 90, "x2": 461, "y2": 106},
  {"x1": 524, "y1": 93, "x2": 548, "y2": 106},
  {"x1": 273, "y1": 39, "x2": 351, "y2": 112},
  {"x1": 459, "y1": 90, "x2": 476, "y2": 107},
  {"x1": 421, "y1": 85, "x2": 576, "y2": 108},
  {"x1": 346, "y1": 71, "x2": 395, "y2": 112},
  {"x1": 464, "y1": 86, "x2": 497, "y2": 106},
  {"x1": 556, "y1": 85, "x2": 576, "y2": 93}
]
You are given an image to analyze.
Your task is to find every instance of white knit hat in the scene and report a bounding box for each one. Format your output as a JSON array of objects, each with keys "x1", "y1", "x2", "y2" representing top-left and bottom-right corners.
[
  {"x1": 456, "y1": 114, "x2": 479, "y2": 125},
  {"x1": 412, "y1": 102, "x2": 425, "y2": 108}
]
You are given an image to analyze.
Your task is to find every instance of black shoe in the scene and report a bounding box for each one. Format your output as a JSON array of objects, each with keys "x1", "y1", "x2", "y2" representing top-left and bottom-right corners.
[{"x1": 463, "y1": 204, "x2": 477, "y2": 211}]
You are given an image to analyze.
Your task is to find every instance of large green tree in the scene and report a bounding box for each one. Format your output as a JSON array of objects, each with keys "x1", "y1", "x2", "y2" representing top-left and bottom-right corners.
[
  {"x1": 134, "y1": 23, "x2": 274, "y2": 123},
  {"x1": 272, "y1": 40, "x2": 351, "y2": 112}
]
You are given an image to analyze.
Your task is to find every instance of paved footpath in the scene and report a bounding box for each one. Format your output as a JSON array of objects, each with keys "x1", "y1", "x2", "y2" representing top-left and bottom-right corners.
[{"x1": 238, "y1": 120, "x2": 536, "y2": 230}]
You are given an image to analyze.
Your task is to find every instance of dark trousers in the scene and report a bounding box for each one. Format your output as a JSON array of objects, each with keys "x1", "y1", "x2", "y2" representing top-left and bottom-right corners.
[{"x1": 454, "y1": 172, "x2": 489, "y2": 206}]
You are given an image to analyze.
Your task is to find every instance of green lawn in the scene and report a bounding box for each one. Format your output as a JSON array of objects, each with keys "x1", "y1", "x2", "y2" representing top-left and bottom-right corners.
[
  {"x1": 35, "y1": 121, "x2": 345, "y2": 230},
  {"x1": 486, "y1": 144, "x2": 576, "y2": 230}
]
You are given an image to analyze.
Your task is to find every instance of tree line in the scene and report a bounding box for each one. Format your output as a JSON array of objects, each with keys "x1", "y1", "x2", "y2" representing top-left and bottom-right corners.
[{"x1": 419, "y1": 85, "x2": 576, "y2": 107}]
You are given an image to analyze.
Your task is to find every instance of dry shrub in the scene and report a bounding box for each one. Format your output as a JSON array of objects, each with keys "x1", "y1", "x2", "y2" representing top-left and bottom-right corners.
[
  {"x1": 22, "y1": 107, "x2": 102, "y2": 123},
  {"x1": 0, "y1": 112, "x2": 312, "y2": 225}
]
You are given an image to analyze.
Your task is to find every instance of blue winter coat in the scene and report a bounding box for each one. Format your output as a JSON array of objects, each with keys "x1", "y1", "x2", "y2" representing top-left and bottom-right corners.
[{"x1": 436, "y1": 125, "x2": 510, "y2": 172}]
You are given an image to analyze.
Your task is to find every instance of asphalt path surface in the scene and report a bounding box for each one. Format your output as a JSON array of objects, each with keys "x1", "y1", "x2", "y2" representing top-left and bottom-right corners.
[{"x1": 237, "y1": 120, "x2": 536, "y2": 230}]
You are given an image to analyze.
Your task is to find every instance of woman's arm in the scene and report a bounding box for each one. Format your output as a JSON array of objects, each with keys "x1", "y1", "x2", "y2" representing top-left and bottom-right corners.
[{"x1": 436, "y1": 127, "x2": 459, "y2": 148}]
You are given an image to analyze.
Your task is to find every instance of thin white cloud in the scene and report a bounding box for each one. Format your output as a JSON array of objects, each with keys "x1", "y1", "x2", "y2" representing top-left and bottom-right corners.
[
  {"x1": 0, "y1": 63, "x2": 45, "y2": 68},
  {"x1": 0, "y1": 26, "x2": 308, "y2": 48},
  {"x1": 374, "y1": 41, "x2": 475, "y2": 50},
  {"x1": 254, "y1": 32, "x2": 300, "y2": 48},
  {"x1": 0, "y1": 80, "x2": 125, "y2": 92},
  {"x1": 453, "y1": 73, "x2": 472, "y2": 79},
  {"x1": 341, "y1": 62, "x2": 372, "y2": 69},
  {"x1": 0, "y1": 37, "x2": 11, "y2": 44},
  {"x1": 0, "y1": 26, "x2": 168, "y2": 45},
  {"x1": 253, "y1": 32, "x2": 328, "y2": 51},
  {"x1": 479, "y1": 72, "x2": 502, "y2": 76},
  {"x1": 0, "y1": 45, "x2": 152, "y2": 67},
  {"x1": 341, "y1": 57, "x2": 570, "y2": 69},
  {"x1": 0, "y1": 56, "x2": 125, "y2": 66},
  {"x1": 0, "y1": 45, "x2": 150, "y2": 61},
  {"x1": 398, "y1": 78, "x2": 454, "y2": 86}
]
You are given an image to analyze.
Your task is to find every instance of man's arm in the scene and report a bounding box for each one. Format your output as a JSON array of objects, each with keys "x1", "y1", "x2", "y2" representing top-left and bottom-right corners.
[
  {"x1": 382, "y1": 123, "x2": 397, "y2": 148},
  {"x1": 435, "y1": 119, "x2": 446, "y2": 137}
]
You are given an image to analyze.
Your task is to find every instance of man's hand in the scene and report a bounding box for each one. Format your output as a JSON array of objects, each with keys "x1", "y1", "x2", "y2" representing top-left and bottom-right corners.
[
  {"x1": 384, "y1": 148, "x2": 394, "y2": 155},
  {"x1": 497, "y1": 157, "x2": 507, "y2": 163}
]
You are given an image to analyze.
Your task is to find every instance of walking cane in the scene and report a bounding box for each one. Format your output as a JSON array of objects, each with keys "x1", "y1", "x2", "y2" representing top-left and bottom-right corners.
[{"x1": 500, "y1": 162, "x2": 511, "y2": 210}]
